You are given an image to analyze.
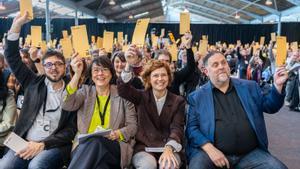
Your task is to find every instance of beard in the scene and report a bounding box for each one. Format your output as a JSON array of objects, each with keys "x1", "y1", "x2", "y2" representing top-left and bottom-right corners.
[{"x1": 46, "y1": 74, "x2": 64, "y2": 83}]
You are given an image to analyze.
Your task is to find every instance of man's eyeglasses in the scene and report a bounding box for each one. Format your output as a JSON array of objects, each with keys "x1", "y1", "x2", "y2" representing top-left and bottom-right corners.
[{"x1": 43, "y1": 61, "x2": 65, "y2": 69}]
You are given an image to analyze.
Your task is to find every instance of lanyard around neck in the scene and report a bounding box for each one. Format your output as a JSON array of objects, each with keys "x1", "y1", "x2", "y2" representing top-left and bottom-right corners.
[{"x1": 96, "y1": 94, "x2": 110, "y2": 126}]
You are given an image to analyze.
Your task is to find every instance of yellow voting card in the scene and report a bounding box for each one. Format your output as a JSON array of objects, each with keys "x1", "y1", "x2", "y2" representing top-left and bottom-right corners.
[
  {"x1": 96, "y1": 37, "x2": 103, "y2": 49},
  {"x1": 118, "y1": 32, "x2": 123, "y2": 44},
  {"x1": 62, "y1": 30, "x2": 68, "y2": 39},
  {"x1": 60, "y1": 38, "x2": 73, "y2": 58},
  {"x1": 260, "y1": 36, "x2": 265, "y2": 45},
  {"x1": 103, "y1": 31, "x2": 114, "y2": 53},
  {"x1": 276, "y1": 36, "x2": 287, "y2": 66},
  {"x1": 71, "y1": 25, "x2": 90, "y2": 57},
  {"x1": 20, "y1": 0, "x2": 33, "y2": 20},
  {"x1": 31, "y1": 26, "x2": 42, "y2": 47},
  {"x1": 180, "y1": 12, "x2": 190, "y2": 35},
  {"x1": 199, "y1": 39, "x2": 208, "y2": 56},
  {"x1": 132, "y1": 18, "x2": 150, "y2": 46},
  {"x1": 168, "y1": 44, "x2": 178, "y2": 61},
  {"x1": 271, "y1": 32, "x2": 276, "y2": 42}
]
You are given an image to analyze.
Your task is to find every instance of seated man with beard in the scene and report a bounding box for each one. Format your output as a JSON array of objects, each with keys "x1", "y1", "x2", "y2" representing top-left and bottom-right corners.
[{"x1": 0, "y1": 12, "x2": 77, "y2": 169}]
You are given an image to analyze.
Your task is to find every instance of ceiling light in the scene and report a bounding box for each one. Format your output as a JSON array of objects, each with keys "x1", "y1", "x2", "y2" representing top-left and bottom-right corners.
[
  {"x1": 134, "y1": 11, "x2": 149, "y2": 18},
  {"x1": 121, "y1": 0, "x2": 141, "y2": 8},
  {"x1": 235, "y1": 12, "x2": 240, "y2": 19},
  {"x1": 109, "y1": 0, "x2": 116, "y2": 6},
  {"x1": 265, "y1": 0, "x2": 272, "y2": 5},
  {"x1": 0, "y1": 2, "x2": 6, "y2": 10}
]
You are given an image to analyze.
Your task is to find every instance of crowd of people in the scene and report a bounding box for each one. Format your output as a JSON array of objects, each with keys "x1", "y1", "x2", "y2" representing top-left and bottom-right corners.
[{"x1": 0, "y1": 12, "x2": 298, "y2": 169}]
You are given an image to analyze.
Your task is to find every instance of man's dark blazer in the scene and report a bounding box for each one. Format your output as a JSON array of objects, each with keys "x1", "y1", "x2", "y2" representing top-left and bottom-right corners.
[
  {"x1": 186, "y1": 78, "x2": 285, "y2": 162},
  {"x1": 5, "y1": 38, "x2": 77, "y2": 164}
]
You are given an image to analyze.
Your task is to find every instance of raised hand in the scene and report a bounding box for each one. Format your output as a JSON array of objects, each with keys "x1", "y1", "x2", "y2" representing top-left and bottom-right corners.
[
  {"x1": 29, "y1": 47, "x2": 39, "y2": 62},
  {"x1": 10, "y1": 12, "x2": 31, "y2": 34},
  {"x1": 183, "y1": 32, "x2": 193, "y2": 49},
  {"x1": 274, "y1": 66, "x2": 288, "y2": 94},
  {"x1": 125, "y1": 44, "x2": 142, "y2": 66},
  {"x1": 70, "y1": 53, "x2": 84, "y2": 76}
]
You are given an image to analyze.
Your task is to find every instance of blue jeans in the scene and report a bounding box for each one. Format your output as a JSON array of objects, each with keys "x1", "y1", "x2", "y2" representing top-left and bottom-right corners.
[
  {"x1": 189, "y1": 148, "x2": 287, "y2": 169},
  {"x1": 0, "y1": 148, "x2": 63, "y2": 169}
]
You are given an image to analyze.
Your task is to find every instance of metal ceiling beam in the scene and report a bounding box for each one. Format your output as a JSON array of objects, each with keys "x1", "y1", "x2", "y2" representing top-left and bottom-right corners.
[
  {"x1": 204, "y1": 0, "x2": 263, "y2": 20},
  {"x1": 187, "y1": 8, "x2": 237, "y2": 24},
  {"x1": 108, "y1": 0, "x2": 161, "y2": 19},
  {"x1": 0, "y1": 8, "x2": 18, "y2": 16},
  {"x1": 76, "y1": 0, "x2": 96, "y2": 7},
  {"x1": 51, "y1": 0, "x2": 107, "y2": 20},
  {"x1": 238, "y1": 0, "x2": 280, "y2": 15},
  {"x1": 165, "y1": 6, "x2": 224, "y2": 24},
  {"x1": 257, "y1": 5, "x2": 300, "y2": 23},
  {"x1": 286, "y1": 0, "x2": 300, "y2": 6},
  {"x1": 180, "y1": 1, "x2": 249, "y2": 23},
  {"x1": 116, "y1": 8, "x2": 163, "y2": 22}
]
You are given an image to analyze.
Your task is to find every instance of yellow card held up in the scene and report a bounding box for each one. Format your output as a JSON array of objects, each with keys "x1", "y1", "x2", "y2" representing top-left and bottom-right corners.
[
  {"x1": 103, "y1": 31, "x2": 114, "y2": 53},
  {"x1": 40, "y1": 41, "x2": 47, "y2": 53},
  {"x1": 60, "y1": 38, "x2": 73, "y2": 58},
  {"x1": 20, "y1": 0, "x2": 33, "y2": 20},
  {"x1": 25, "y1": 35, "x2": 31, "y2": 46},
  {"x1": 192, "y1": 47, "x2": 197, "y2": 54},
  {"x1": 151, "y1": 34, "x2": 158, "y2": 48},
  {"x1": 168, "y1": 32, "x2": 176, "y2": 43},
  {"x1": 276, "y1": 36, "x2": 287, "y2": 66},
  {"x1": 117, "y1": 32, "x2": 123, "y2": 44},
  {"x1": 71, "y1": 25, "x2": 90, "y2": 57},
  {"x1": 132, "y1": 18, "x2": 150, "y2": 46},
  {"x1": 180, "y1": 12, "x2": 190, "y2": 35},
  {"x1": 96, "y1": 37, "x2": 103, "y2": 49},
  {"x1": 291, "y1": 41, "x2": 298, "y2": 52},
  {"x1": 31, "y1": 26, "x2": 42, "y2": 47},
  {"x1": 168, "y1": 44, "x2": 178, "y2": 61},
  {"x1": 62, "y1": 30, "x2": 68, "y2": 39},
  {"x1": 260, "y1": 36, "x2": 265, "y2": 45},
  {"x1": 122, "y1": 45, "x2": 129, "y2": 53},
  {"x1": 91, "y1": 36, "x2": 96, "y2": 44},
  {"x1": 199, "y1": 39, "x2": 208, "y2": 56},
  {"x1": 271, "y1": 33, "x2": 276, "y2": 42}
]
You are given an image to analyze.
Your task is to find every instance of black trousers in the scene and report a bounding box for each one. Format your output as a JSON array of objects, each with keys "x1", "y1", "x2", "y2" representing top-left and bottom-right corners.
[{"x1": 68, "y1": 136, "x2": 121, "y2": 169}]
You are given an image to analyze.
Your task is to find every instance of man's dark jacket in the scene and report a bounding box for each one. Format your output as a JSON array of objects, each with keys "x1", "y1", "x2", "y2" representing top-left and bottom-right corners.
[{"x1": 5, "y1": 39, "x2": 77, "y2": 164}]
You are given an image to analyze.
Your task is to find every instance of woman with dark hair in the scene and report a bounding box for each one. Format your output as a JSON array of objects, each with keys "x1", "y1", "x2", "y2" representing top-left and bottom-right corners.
[
  {"x1": 62, "y1": 56, "x2": 137, "y2": 169},
  {"x1": 112, "y1": 51, "x2": 144, "y2": 89},
  {"x1": 0, "y1": 69, "x2": 17, "y2": 157}
]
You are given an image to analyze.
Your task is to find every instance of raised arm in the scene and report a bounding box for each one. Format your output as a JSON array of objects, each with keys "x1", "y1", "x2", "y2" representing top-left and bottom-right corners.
[
  {"x1": 173, "y1": 33, "x2": 196, "y2": 84},
  {"x1": 62, "y1": 55, "x2": 86, "y2": 111},
  {"x1": 4, "y1": 13, "x2": 38, "y2": 89}
]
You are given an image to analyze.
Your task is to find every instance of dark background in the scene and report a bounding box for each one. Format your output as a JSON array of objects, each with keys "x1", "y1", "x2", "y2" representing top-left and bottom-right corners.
[{"x1": 0, "y1": 18, "x2": 299, "y2": 45}]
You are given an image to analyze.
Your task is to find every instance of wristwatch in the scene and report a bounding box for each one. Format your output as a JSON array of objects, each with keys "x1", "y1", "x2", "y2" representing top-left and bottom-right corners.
[{"x1": 33, "y1": 58, "x2": 41, "y2": 63}]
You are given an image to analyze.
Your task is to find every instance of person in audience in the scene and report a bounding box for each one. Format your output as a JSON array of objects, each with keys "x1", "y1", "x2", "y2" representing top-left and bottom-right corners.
[
  {"x1": 285, "y1": 51, "x2": 300, "y2": 111},
  {"x1": 186, "y1": 51, "x2": 288, "y2": 169},
  {"x1": 0, "y1": 54, "x2": 5, "y2": 71},
  {"x1": 118, "y1": 58, "x2": 185, "y2": 169},
  {"x1": 156, "y1": 32, "x2": 196, "y2": 95},
  {"x1": 62, "y1": 56, "x2": 137, "y2": 169},
  {"x1": 0, "y1": 13, "x2": 77, "y2": 169},
  {"x1": 236, "y1": 41, "x2": 252, "y2": 79},
  {"x1": 0, "y1": 69, "x2": 17, "y2": 157},
  {"x1": 111, "y1": 51, "x2": 144, "y2": 89}
]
